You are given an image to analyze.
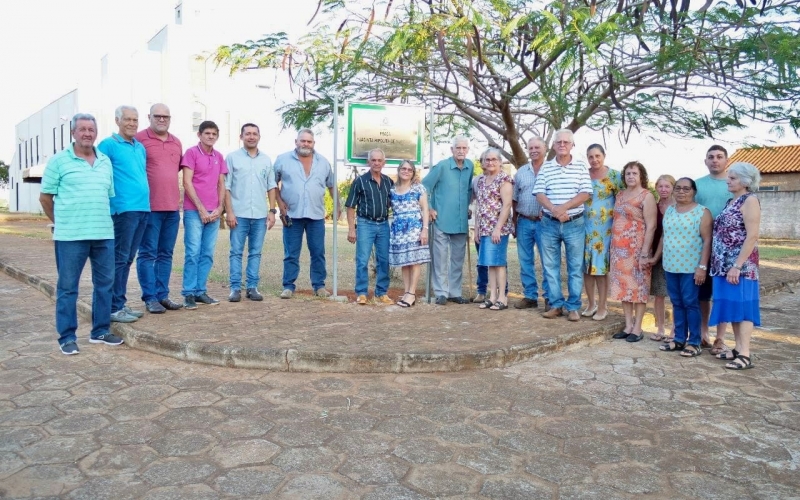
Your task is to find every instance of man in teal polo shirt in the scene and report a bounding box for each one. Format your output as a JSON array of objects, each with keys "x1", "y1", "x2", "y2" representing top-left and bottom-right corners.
[
  {"x1": 98, "y1": 105, "x2": 150, "y2": 323},
  {"x1": 422, "y1": 136, "x2": 474, "y2": 305},
  {"x1": 40, "y1": 113, "x2": 124, "y2": 355}
]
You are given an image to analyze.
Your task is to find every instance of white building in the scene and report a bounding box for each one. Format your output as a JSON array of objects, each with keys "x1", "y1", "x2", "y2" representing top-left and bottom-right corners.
[{"x1": 8, "y1": 0, "x2": 283, "y2": 213}]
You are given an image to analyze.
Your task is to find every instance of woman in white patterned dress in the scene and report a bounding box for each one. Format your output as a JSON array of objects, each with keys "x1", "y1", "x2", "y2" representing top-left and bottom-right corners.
[{"x1": 389, "y1": 160, "x2": 430, "y2": 307}]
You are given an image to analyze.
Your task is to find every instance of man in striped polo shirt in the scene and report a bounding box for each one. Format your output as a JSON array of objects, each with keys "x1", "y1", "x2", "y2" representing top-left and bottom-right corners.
[
  {"x1": 40, "y1": 113, "x2": 124, "y2": 355},
  {"x1": 533, "y1": 129, "x2": 592, "y2": 322},
  {"x1": 346, "y1": 149, "x2": 394, "y2": 305}
]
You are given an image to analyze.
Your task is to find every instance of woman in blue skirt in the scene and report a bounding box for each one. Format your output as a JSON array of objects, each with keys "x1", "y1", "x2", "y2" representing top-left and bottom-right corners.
[{"x1": 708, "y1": 162, "x2": 762, "y2": 370}]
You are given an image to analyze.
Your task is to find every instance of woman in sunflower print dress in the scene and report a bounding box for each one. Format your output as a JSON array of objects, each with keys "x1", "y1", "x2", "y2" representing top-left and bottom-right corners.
[{"x1": 582, "y1": 144, "x2": 624, "y2": 321}]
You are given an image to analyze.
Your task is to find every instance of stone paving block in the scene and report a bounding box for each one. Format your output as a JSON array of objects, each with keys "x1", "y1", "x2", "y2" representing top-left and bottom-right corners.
[
  {"x1": 21, "y1": 435, "x2": 99, "y2": 465},
  {"x1": 272, "y1": 446, "x2": 341, "y2": 473},
  {"x1": 393, "y1": 438, "x2": 453, "y2": 464},
  {"x1": 155, "y1": 407, "x2": 227, "y2": 430},
  {"x1": 474, "y1": 412, "x2": 531, "y2": 430},
  {"x1": 44, "y1": 414, "x2": 110, "y2": 435},
  {"x1": 57, "y1": 394, "x2": 114, "y2": 414},
  {"x1": 479, "y1": 476, "x2": 554, "y2": 500},
  {"x1": 270, "y1": 422, "x2": 335, "y2": 447},
  {"x1": 564, "y1": 437, "x2": 628, "y2": 464},
  {"x1": 65, "y1": 475, "x2": 149, "y2": 500},
  {"x1": 0, "y1": 451, "x2": 25, "y2": 479},
  {"x1": 357, "y1": 383, "x2": 405, "y2": 399},
  {"x1": 167, "y1": 377, "x2": 220, "y2": 390},
  {"x1": 311, "y1": 377, "x2": 355, "y2": 391},
  {"x1": 1, "y1": 463, "x2": 84, "y2": 497},
  {"x1": 79, "y1": 445, "x2": 159, "y2": 476},
  {"x1": 214, "y1": 380, "x2": 262, "y2": 397},
  {"x1": 511, "y1": 399, "x2": 566, "y2": 418},
  {"x1": 2, "y1": 356, "x2": 50, "y2": 370},
  {"x1": 149, "y1": 430, "x2": 217, "y2": 457},
  {"x1": 324, "y1": 410, "x2": 381, "y2": 431},
  {"x1": 11, "y1": 389, "x2": 71, "y2": 407},
  {"x1": 0, "y1": 406, "x2": 61, "y2": 427},
  {"x1": 0, "y1": 426, "x2": 46, "y2": 451},
  {"x1": 558, "y1": 484, "x2": 635, "y2": 500},
  {"x1": 667, "y1": 472, "x2": 750, "y2": 500},
  {"x1": 140, "y1": 459, "x2": 218, "y2": 486},
  {"x1": 213, "y1": 465, "x2": 285, "y2": 496},
  {"x1": 435, "y1": 423, "x2": 493, "y2": 445},
  {"x1": 212, "y1": 416, "x2": 275, "y2": 440},
  {"x1": 275, "y1": 473, "x2": 349, "y2": 499},
  {"x1": 161, "y1": 390, "x2": 221, "y2": 409},
  {"x1": 97, "y1": 420, "x2": 164, "y2": 445},
  {"x1": 375, "y1": 415, "x2": 438, "y2": 438},
  {"x1": 339, "y1": 455, "x2": 409, "y2": 485},
  {"x1": 361, "y1": 484, "x2": 427, "y2": 500},
  {"x1": 316, "y1": 394, "x2": 365, "y2": 409},
  {"x1": 498, "y1": 429, "x2": 561, "y2": 455},
  {"x1": 404, "y1": 464, "x2": 480, "y2": 497},
  {"x1": 69, "y1": 379, "x2": 129, "y2": 396},
  {"x1": 212, "y1": 395, "x2": 270, "y2": 417},
  {"x1": 141, "y1": 483, "x2": 221, "y2": 500},
  {"x1": 109, "y1": 401, "x2": 167, "y2": 422},
  {"x1": 113, "y1": 384, "x2": 177, "y2": 403},
  {"x1": 414, "y1": 403, "x2": 473, "y2": 424},
  {"x1": 524, "y1": 454, "x2": 593, "y2": 483},
  {"x1": 596, "y1": 463, "x2": 663, "y2": 495},
  {"x1": 363, "y1": 398, "x2": 422, "y2": 417},
  {"x1": 0, "y1": 383, "x2": 27, "y2": 401},
  {"x1": 459, "y1": 393, "x2": 513, "y2": 412},
  {"x1": 26, "y1": 373, "x2": 86, "y2": 391},
  {"x1": 210, "y1": 438, "x2": 281, "y2": 468},
  {"x1": 327, "y1": 431, "x2": 395, "y2": 457},
  {"x1": 122, "y1": 369, "x2": 175, "y2": 386},
  {"x1": 455, "y1": 445, "x2": 516, "y2": 474}
]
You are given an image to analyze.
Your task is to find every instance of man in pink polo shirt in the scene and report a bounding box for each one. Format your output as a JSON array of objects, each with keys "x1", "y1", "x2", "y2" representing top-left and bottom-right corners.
[
  {"x1": 180, "y1": 120, "x2": 228, "y2": 309},
  {"x1": 135, "y1": 103, "x2": 185, "y2": 314}
]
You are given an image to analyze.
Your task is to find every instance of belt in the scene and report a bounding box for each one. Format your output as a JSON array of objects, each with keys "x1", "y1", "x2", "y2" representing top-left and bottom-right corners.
[
  {"x1": 519, "y1": 213, "x2": 542, "y2": 222},
  {"x1": 543, "y1": 212, "x2": 583, "y2": 223},
  {"x1": 358, "y1": 216, "x2": 388, "y2": 223}
]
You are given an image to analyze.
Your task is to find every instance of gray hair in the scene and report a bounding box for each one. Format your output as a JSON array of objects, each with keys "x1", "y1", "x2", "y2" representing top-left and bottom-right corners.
[
  {"x1": 115, "y1": 105, "x2": 138, "y2": 120},
  {"x1": 451, "y1": 135, "x2": 469, "y2": 148},
  {"x1": 70, "y1": 113, "x2": 97, "y2": 131},
  {"x1": 368, "y1": 148, "x2": 386, "y2": 160},
  {"x1": 728, "y1": 162, "x2": 761, "y2": 192},
  {"x1": 527, "y1": 136, "x2": 546, "y2": 147},
  {"x1": 297, "y1": 128, "x2": 315, "y2": 139},
  {"x1": 554, "y1": 129, "x2": 575, "y2": 144},
  {"x1": 480, "y1": 147, "x2": 503, "y2": 163}
]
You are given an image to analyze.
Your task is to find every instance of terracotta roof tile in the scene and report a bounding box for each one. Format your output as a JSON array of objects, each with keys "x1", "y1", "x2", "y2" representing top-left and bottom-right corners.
[{"x1": 728, "y1": 144, "x2": 800, "y2": 174}]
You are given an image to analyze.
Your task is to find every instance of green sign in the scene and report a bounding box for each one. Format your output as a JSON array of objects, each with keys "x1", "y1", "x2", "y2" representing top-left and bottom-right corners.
[{"x1": 346, "y1": 102, "x2": 424, "y2": 165}]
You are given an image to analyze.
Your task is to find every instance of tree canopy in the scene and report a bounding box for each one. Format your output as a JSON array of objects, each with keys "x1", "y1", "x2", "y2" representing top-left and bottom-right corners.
[{"x1": 216, "y1": 0, "x2": 800, "y2": 165}]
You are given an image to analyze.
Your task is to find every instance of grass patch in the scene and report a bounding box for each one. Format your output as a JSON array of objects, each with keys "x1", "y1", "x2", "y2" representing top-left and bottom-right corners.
[{"x1": 759, "y1": 245, "x2": 800, "y2": 260}]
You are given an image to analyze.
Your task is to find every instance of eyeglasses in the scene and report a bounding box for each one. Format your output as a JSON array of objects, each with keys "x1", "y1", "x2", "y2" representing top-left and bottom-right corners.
[
  {"x1": 152, "y1": 115, "x2": 171, "y2": 121},
  {"x1": 554, "y1": 140, "x2": 572, "y2": 146},
  {"x1": 673, "y1": 186, "x2": 694, "y2": 192},
  {"x1": 398, "y1": 167, "x2": 414, "y2": 172},
  {"x1": 483, "y1": 158, "x2": 500, "y2": 163}
]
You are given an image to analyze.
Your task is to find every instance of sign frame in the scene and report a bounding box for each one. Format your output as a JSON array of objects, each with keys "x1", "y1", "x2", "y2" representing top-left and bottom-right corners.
[{"x1": 345, "y1": 101, "x2": 424, "y2": 166}]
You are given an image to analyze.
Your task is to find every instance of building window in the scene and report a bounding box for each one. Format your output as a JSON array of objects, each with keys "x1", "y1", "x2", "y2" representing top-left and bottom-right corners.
[
  {"x1": 24, "y1": 141, "x2": 28, "y2": 168},
  {"x1": 61, "y1": 124, "x2": 66, "y2": 150},
  {"x1": 53, "y1": 128, "x2": 57, "y2": 154},
  {"x1": 36, "y1": 136, "x2": 40, "y2": 163},
  {"x1": 30, "y1": 141, "x2": 34, "y2": 166},
  {"x1": 18, "y1": 144, "x2": 22, "y2": 170},
  {"x1": 759, "y1": 186, "x2": 778, "y2": 191}
]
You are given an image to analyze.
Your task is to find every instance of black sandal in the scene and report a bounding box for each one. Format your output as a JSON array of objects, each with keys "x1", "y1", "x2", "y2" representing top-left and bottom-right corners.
[
  {"x1": 725, "y1": 355, "x2": 754, "y2": 370},
  {"x1": 717, "y1": 348, "x2": 739, "y2": 361},
  {"x1": 396, "y1": 293, "x2": 416, "y2": 308},
  {"x1": 479, "y1": 300, "x2": 494, "y2": 309},
  {"x1": 659, "y1": 341, "x2": 685, "y2": 352},
  {"x1": 490, "y1": 301, "x2": 508, "y2": 310},
  {"x1": 680, "y1": 345, "x2": 702, "y2": 357}
]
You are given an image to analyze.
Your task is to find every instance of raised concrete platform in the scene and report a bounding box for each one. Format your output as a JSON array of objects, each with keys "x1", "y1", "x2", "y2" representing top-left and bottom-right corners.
[{"x1": 2, "y1": 232, "x2": 798, "y2": 373}]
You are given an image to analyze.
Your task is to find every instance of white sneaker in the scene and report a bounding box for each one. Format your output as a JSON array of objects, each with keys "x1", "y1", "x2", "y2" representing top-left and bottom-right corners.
[
  {"x1": 280, "y1": 289, "x2": 293, "y2": 299},
  {"x1": 110, "y1": 310, "x2": 138, "y2": 323}
]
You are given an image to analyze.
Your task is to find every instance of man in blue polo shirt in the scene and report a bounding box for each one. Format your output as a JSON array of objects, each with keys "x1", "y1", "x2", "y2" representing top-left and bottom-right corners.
[
  {"x1": 40, "y1": 113, "x2": 123, "y2": 355},
  {"x1": 98, "y1": 105, "x2": 150, "y2": 323}
]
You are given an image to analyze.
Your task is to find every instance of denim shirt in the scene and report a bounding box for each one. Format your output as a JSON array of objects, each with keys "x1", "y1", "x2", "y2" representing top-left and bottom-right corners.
[
  {"x1": 422, "y1": 157, "x2": 474, "y2": 234},
  {"x1": 274, "y1": 150, "x2": 335, "y2": 220}
]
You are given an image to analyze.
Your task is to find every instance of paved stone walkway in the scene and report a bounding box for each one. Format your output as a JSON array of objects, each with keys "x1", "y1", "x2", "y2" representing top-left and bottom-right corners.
[{"x1": 1, "y1": 270, "x2": 799, "y2": 498}]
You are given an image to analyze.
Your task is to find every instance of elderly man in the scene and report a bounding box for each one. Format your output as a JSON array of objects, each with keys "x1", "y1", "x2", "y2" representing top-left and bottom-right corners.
[
  {"x1": 135, "y1": 103, "x2": 185, "y2": 314},
  {"x1": 274, "y1": 129, "x2": 337, "y2": 299},
  {"x1": 533, "y1": 129, "x2": 592, "y2": 321},
  {"x1": 422, "y1": 136, "x2": 474, "y2": 305},
  {"x1": 513, "y1": 136, "x2": 550, "y2": 311},
  {"x1": 696, "y1": 144, "x2": 733, "y2": 353},
  {"x1": 98, "y1": 106, "x2": 149, "y2": 324},
  {"x1": 224, "y1": 123, "x2": 277, "y2": 302},
  {"x1": 40, "y1": 113, "x2": 124, "y2": 355},
  {"x1": 346, "y1": 149, "x2": 394, "y2": 304}
]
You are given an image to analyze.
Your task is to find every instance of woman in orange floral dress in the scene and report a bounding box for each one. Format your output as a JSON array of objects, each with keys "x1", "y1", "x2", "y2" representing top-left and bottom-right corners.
[{"x1": 609, "y1": 162, "x2": 657, "y2": 342}]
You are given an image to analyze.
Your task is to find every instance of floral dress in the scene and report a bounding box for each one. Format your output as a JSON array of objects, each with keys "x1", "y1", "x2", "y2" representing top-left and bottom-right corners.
[
  {"x1": 609, "y1": 189, "x2": 652, "y2": 303},
  {"x1": 476, "y1": 172, "x2": 515, "y2": 237},
  {"x1": 389, "y1": 183, "x2": 430, "y2": 267},
  {"x1": 584, "y1": 168, "x2": 623, "y2": 275}
]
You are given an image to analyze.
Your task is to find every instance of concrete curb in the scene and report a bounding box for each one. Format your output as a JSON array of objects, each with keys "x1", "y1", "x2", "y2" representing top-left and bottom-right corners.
[{"x1": 3, "y1": 257, "x2": 794, "y2": 373}]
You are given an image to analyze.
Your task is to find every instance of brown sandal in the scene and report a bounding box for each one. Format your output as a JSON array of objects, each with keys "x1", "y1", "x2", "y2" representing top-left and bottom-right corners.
[{"x1": 710, "y1": 338, "x2": 730, "y2": 356}]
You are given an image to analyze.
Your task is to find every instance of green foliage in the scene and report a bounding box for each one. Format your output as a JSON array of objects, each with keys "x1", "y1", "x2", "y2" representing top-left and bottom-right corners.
[
  {"x1": 216, "y1": 0, "x2": 800, "y2": 166},
  {"x1": 0, "y1": 160, "x2": 8, "y2": 186},
  {"x1": 323, "y1": 181, "x2": 352, "y2": 220}
]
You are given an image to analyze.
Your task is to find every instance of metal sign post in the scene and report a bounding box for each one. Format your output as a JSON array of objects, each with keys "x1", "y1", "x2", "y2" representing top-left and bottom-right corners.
[
  {"x1": 425, "y1": 102, "x2": 434, "y2": 303},
  {"x1": 332, "y1": 97, "x2": 340, "y2": 299}
]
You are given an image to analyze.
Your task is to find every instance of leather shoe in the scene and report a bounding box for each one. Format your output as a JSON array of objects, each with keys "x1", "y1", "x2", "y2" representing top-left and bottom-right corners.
[
  {"x1": 514, "y1": 298, "x2": 538, "y2": 309},
  {"x1": 472, "y1": 294, "x2": 486, "y2": 303},
  {"x1": 228, "y1": 290, "x2": 241, "y2": 302},
  {"x1": 246, "y1": 288, "x2": 263, "y2": 301},
  {"x1": 543, "y1": 299, "x2": 551, "y2": 312},
  {"x1": 447, "y1": 297, "x2": 469, "y2": 304},
  {"x1": 377, "y1": 295, "x2": 394, "y2": 305},
  {"x1": 145, "y1": 300, "x2": 166, "y2": 314},
  {"x1": 356, "y1": 295, "x2": 368, "y2": 305},
  {"x1": 567, "y1": 310, "x2": 580, "y2": 322},
  {"x1": 435, "y1": 295, "x2": 447, "y2": 305},
  {"x1": 541, "y1": 307, "x2": 563, "y2": 319},
  {"x1": 612, "y1": 330, "x2": 631, "y2": 339},
  {"x1": 159, "y1": 298, "x2": 184, "y2": 310}
]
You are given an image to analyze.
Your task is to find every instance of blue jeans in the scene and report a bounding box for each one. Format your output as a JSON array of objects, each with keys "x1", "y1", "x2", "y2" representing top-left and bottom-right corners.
[
  {"x1": 516, "y1": 217, "x2": 548, "y2": 301},
  {"x1": 282, "y1": 218, "x2": 327, "y2": 292},
  {"x1": 666, "y1": 272, "x2": 701, "y2": 346},
  {"x1": 355, "y1": 217, "x2": 390, "y2": 296},
  {"x1": 112, "y1": 211, "x2": 148, "y2": 312},
  {"x1": 182, "y1": 210, "x2": 220, "y2": 297},
  {"x1": 475, "y1": 241, "x2": 508, "y2": 295},
  {"x1": 229, "y1": 217, "x2": 267, "y2": 290},
  {"x1": 540, "y1": 215, "x2": 585, "y2": 312},
  {"x1": 137, "y1": 210, "x2": 181, "y2": 302},
  {"x1": 54, "y1": 239, "x2": 114, "y2": 346}
]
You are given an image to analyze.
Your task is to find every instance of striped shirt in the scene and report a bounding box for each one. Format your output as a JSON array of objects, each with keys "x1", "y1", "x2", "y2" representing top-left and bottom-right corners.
[
  {"x1": 40, "y1": 145, "x2": 115, "y2": 241},
  {"x1": 345, "y1": 172, "x2": 394, "y2": 221},
  {"x1": 532, "y1": 157, "x2": 592, "y2": 217},
  {"x1": 512, "y1": 162, "x2": 544, "y2": 218}
]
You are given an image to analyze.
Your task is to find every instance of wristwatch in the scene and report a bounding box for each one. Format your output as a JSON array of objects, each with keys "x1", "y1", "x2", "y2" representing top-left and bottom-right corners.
[
  {"x1": 269, "y1": 208, "x2": 277, "y2": 214},
  {"x1": 697, "y1": 264, "x2": 707, "y2": 270}
]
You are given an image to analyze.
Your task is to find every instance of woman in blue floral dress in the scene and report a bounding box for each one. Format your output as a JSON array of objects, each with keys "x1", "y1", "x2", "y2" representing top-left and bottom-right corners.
[
  {"x1": 709, "y1": 162, "x2": 762, "y2": 370},
  {"x1": 582, "y1": 144, "x2": 624, "y2": 321},
  {"x1": 389, "y1": 160, "x2": 430, "y2": 307}
]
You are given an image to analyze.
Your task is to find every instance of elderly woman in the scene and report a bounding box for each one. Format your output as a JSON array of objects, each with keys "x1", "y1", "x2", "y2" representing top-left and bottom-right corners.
[
  {"x1": 389, "y1": 160, "x2": 430, "y2": 307},
  {"x1": 657, "y1": 177, "x2": 712, "y2": 357},
  {"x1": 610, "y1": 161, "x2": 657, "y2": 342},
  {"x1": 582, "y1": 144, "x2": 624, "y2": 321},
  {"x1": 649, "y1": 175, "x2": 676, "y2": 341},
  {"x1": 710, "y1": 162, "x2": 762, "y2": 370},
  {"x1": 473, "y1": 148, "x2": 514, "y2": 310}
]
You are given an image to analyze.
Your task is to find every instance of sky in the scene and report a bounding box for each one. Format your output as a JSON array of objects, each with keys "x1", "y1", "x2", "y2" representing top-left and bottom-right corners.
[{"x1": 1, "y1": 0, "x2": 797, "y2": 182}]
